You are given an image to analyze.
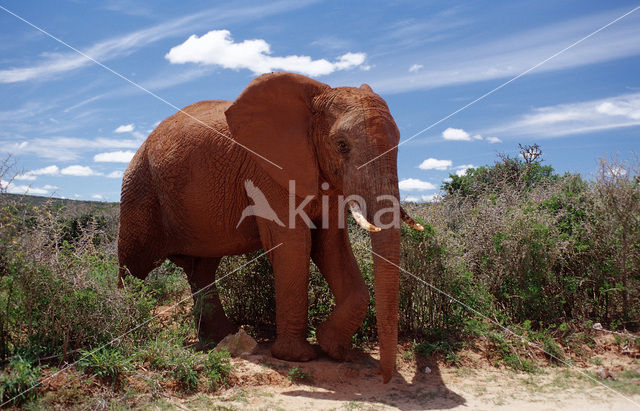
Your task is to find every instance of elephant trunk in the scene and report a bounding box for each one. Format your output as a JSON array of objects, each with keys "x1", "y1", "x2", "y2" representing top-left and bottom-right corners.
[{"x1": 356, "y1": 173, "x2": 401, "y2": 383}]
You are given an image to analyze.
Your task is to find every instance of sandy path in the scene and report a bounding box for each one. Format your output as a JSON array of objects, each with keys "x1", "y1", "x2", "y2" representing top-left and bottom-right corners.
[{"x1": 166, "y1": 344, "x2": 640, "y2": 410}]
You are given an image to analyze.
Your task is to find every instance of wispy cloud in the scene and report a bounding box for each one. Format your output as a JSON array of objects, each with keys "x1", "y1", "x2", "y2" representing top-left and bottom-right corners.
[
  {"x1": 6, "y1": 137, "x2": 142, "y2": 161},
  {"x1": 486, "y1": 92, "x2": 640, "y2": 138},
  {"x1": 0, "y1": 0, "x2": 319, "y2": 83},
  {"x1": 310, "y1": 35, "x2": 355, "y2": 51},
  {"x1": 375, "y1": 7, "x2": 469, "y2": 55},
  {"x1": 372, "y1": 9, "x2": 640, "y2": 93},
  {"x1": 166, "y1": 30, "x2": 367, "y2": 77},
  {"x1": 106, "y1": 170, "x2": 124, "y2": 179}
]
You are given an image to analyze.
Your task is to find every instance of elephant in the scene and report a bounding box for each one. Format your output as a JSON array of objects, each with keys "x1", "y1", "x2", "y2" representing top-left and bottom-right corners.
[{"x1": 117, "y1": 72, "x2": 423, "y2": 382}]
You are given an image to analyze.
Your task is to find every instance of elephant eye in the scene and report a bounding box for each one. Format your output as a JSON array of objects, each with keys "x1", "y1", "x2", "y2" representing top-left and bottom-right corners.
[{"x1": 336, "y1": 139, "x2": 350, "y2": 154}]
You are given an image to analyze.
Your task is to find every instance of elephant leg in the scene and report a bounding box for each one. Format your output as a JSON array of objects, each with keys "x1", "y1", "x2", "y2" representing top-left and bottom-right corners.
[
  {"x1": 170, "y1": 255, "x2": 237, "y2": 347},
  {"x1": 117, "y1": 208, "x2": 166, "y2": 286},
  {"x1": 257, "y1": 224, "x2": 317, "y2": 362},
  {"x1": 311, "y1": 225, "x2": 369, "y2": 361}
]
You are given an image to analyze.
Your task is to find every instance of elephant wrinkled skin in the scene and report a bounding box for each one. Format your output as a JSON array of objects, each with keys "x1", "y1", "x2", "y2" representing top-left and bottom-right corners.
[{"x1": 118, "y1": 72, "x2": 421, "y2": 382}]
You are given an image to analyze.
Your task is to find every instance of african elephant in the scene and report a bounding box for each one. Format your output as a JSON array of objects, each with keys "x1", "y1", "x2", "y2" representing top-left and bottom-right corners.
[{"x1": 117, "y1": 72, "x2": 423, "y2": 382}]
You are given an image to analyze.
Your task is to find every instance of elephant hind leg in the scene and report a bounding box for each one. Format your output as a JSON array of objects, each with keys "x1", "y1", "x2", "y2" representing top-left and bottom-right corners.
[
  {"x1": 117, "y1": 240, "x2": 165, "y2": 288},
  {"x1": 170, "y1": 255, "x2": 238, "y2": 347},
  {"x1": 117, "y1": 194, "x2": 166, "y2": 287}
]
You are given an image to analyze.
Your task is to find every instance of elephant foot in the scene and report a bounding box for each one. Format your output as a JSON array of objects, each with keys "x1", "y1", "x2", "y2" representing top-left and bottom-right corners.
[
  {"x1": 317, "y1": 322, "x2": 352, "y2": 361},
  {"x1": 271, "y1": 337, "x2": 318, "y2": 362}
]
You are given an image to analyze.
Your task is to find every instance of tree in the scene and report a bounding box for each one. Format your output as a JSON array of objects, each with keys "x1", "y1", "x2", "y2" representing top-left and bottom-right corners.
[{"x1": 442, "y1": 144, "x2": 556, "y2": 199}]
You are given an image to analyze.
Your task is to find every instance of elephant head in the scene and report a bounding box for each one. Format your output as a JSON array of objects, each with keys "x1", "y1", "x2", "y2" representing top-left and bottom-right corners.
[{"x1": 225, "y1": 72, "x2": 422, "y2": 382}]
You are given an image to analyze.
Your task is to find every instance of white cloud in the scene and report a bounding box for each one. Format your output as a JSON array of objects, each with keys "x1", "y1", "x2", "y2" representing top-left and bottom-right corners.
[
  {"x1": 91, "y1": 194, "x2": 104, "y2": 200},
  {"x1": 403, "y1": 195, "x2": 420, "y2": 202},
  {"x1": 106, "y1": 170, "x2": 124, "y2": 179},
  {"x1": 14, "y1": 165, "x2": 60, "y2": 180},
  {"x1": 488, "y1": 92, "x2": 640, "y2": 138},
  {"x1": 486, "y1": 136, "x2": 502, "y2": 143},
  {"x1": 94, "y1": 150, "x2": 135, "y2": 163},
  {"x1": 472, "y1": 134, "x2": 483, "y2": 140},
  {"x1": 442, "y1": 127, "x2": 471, "y2": 141},
  {"x1": 418, "y1": 158, "x2": 452, "y2": 170},
  {"x1": 43, "y1": 185, "x2": 59, "y2": 190},
  {"x1": 455, "y1": 164, "x2": 474, "y2": 176},
  {"x1": 1, "y1": 179, "x2": 49, "y2": 195},
  {"x1": 399, "y1": 178, "x2": 436, "y2": 191},
  {"x1": 165, "y1": 30, "x2": 367, "y2": 77},
  {"x1": 60, "y1": 165, "x2": 99, "y2": 177},
  {"x1": 115, "y1": 124, "x2": 135, "y2": 133},
  {"x1": 408, "y1": 64, "x2": 423, "y2": 73}
]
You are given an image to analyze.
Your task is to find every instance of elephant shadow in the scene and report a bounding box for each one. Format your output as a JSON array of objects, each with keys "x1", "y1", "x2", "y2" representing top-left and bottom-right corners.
[{"x1": 239, "y1": 342, "x2": 466, "y2": 410}]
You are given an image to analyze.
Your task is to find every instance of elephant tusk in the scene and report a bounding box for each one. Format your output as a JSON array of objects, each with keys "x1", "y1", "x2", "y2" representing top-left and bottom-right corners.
[
  {"x1": 400, "y1": 206, "x2": 424, "y2": 231},
  {"x1": 349, "y1": 202, "x2": 381, "y2": 232}
]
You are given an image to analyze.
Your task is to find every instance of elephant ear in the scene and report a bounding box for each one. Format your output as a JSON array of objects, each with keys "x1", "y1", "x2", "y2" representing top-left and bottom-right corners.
[{"x1": 225, "y1": 72, "x2": 329, "y2": 198}]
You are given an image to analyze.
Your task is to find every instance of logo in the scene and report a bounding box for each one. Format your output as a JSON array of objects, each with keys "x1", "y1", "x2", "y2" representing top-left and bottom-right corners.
[
  {"x1": 236, "y1": 180, "x2": 285, "y2": 228},
  {"x1": 236, "y1": 179, "x2": 411, "y2": 231}
]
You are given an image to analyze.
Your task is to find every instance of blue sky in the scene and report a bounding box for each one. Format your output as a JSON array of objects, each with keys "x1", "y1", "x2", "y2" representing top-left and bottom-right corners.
[{"x1": 1, "y1": 0, "x2": 639, "y2": 202}]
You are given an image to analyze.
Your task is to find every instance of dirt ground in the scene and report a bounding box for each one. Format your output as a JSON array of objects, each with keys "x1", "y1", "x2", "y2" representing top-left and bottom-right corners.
[{"x1": 154, "y1": 341, "x2": 640, "y2": 411}]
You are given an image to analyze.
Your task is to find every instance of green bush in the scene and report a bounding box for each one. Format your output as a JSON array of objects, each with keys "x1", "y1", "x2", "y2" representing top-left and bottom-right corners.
[
  {"x1": 77, "y1": 347, "x2": 133, "y2": 386},
  {"x1": 0, "y1": 199, "x2": 155, "y2": 363},
  {"x1": 146, "y1": 260, "x2": 190, "y2": 303},
  {"x1": 204, "y1": 349, "x2": 232, "y2": 390},
  {"x1": 138, "y1": 338, "x2": 212, "y2": 392},
  {"x1": 171, "y1": 352, "x2": 200, "y2": 392},
  {"x1": 287, "y1": 367, "x2": 310, "y2": 383},
  {"x1": 0, "y1": 356, "x2": 41, "y2": 406},
  {"x1": 218, "y1": 252, "x2": 277, "y2": 334}
]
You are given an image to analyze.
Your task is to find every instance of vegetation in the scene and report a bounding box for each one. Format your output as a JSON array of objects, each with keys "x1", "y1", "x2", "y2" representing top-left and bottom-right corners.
[{"x1": 0, "y1": 148, "x2": 638, "y2": 407}]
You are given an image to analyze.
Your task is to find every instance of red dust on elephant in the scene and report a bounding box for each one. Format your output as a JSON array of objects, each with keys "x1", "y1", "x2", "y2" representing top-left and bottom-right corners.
[{"x1": 117, "y1": 72, "x2": 423, "y2": 382}]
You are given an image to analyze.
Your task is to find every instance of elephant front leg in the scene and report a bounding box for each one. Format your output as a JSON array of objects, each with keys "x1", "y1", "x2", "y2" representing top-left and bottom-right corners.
[
  {"x1": 261, "y1": 229, "x2": 317, "y2": 362},
  {"x1": 311, "y1": 226, "x2": 369, "y2": 361}
]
